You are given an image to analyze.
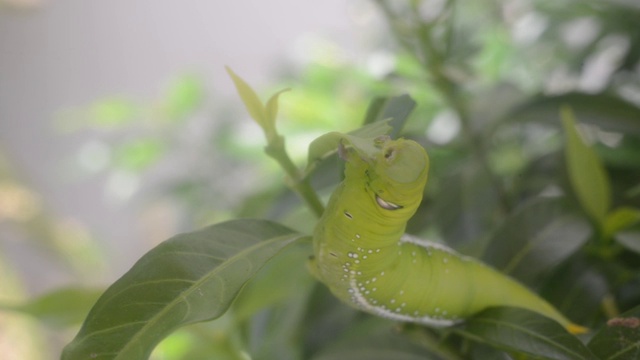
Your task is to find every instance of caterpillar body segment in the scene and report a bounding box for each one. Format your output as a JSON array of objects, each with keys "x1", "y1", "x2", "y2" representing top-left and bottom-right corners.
[{"x1": 309, "y1": 136, "x2": 587, "y2": 334}]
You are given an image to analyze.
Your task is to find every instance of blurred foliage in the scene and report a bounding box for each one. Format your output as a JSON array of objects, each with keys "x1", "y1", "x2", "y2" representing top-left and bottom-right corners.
[{"x1": 2, "y1": 0, "x2": 640, "y2": 359}]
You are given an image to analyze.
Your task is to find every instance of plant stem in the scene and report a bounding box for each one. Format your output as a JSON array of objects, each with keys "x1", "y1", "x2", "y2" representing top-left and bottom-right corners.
[
  {"x1": 265, "y1": 135, "x2": 325, "y2": 218},
  {"x1": 375, "y1": 0, "x2": 511, "y2": 213}
]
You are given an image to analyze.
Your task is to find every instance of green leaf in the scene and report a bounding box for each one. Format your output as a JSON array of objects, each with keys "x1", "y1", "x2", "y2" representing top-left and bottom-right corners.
[
  {"x1": 265, "y1": 88, "x2": 290, "y2": 133},
  {"x1": 361, "y1": 94, "x2": 417, "y2": 137},
  {"x1": 311, "y1": 319, "x2": 439, "y2": 360},
  {"x1": 430, "y1": 162, "x2": 502, "y2": 248},
  {"x1": 482, "y1": 198, "x2": 591, "y2": 286},
  {"x1": 603, "y1": 207, "x2": 640, "y2": 240},
  {"x1": 540, "y1": 253, "x2": 609, "y2": 328},
  {"x1": 561, "y1": 106, "x2": 612, "y2": 223},
  {"x1": 90, "y1": 97, "x2": 139, "y2": 127},
  {"x1": 62, "y1": 219, "x2": 303, "y2": 360},
  {"x1": 509, "y1": 92, "x2": 640, "y2": 136},
  {"x1": 162, "y1": 75, "x2": 204, "y2": 121},
  {"x1": 304, "y1": 121, "x2": 392, "y2": 176},
  {"x1": 456, "y1": 307, "x2": 598, "y2": 360},
  {"x1": 113, "y1": 138, "x2": 165, "y2": 171},
  {"x1": 233, "y1": 240, "x2": 314, "y2": 321},
  {"x1": 0, "y1": 287, "x2": 103, "y2": 328},
  {"x1": 587, "y1": 304, "x2": 640, "y2": 360},
  {"x1": 225, "y1": 66, "x2": 267, "y2": 129}
]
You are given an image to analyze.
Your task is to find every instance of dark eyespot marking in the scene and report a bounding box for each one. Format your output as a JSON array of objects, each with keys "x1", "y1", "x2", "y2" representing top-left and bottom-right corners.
[
  {"x1": 344, "y1": 211, "x2": 353, "y2": 219},
  {"x1": 384, "y1": 148, "x2": 395, "y2": 160},
  {"x1": 375, "y1": 195, "x2": 403, "y2": 210}
]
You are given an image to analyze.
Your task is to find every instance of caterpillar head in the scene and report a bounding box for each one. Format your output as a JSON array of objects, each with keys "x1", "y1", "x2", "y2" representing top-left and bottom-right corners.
[
  {"x1": 374, "y1": 137, "x2": 429, "y2": 186},
  {"x1": 370, "y1": 137, "x2": 429, "y2": 213},
  {"x1": 343, "y1": 136, "x2": 429, "y2": 216}
]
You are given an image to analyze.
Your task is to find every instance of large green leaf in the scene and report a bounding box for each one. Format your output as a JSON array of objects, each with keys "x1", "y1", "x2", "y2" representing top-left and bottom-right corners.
[
  {"x1": 562, "y1": 107, "x2": 612, "y2": 223},
  {"x1": 233, "y1": 241, "x2": 316, "y2": 360},
  {"x1": 455, "y1": 307, "x2": 598, "y2": 360},
  {"x1": 587, "y1": 304, "x2": 640, "y2": 360},
  {"x1": 62, "y1": 219, "x2": 303, "y2": 360},
  {"x1": 482, "y1": 198, "x2": 591, "y2": 286}
]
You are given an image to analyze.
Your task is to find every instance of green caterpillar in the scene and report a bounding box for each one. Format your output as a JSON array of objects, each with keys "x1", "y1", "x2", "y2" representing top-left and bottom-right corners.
[{"x1": 309, "y1": 135, "x2": 586, "y2": 334}]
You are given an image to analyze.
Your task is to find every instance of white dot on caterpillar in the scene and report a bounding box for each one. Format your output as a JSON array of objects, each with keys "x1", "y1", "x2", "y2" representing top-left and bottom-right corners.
[
  {"x1": 368, "y1": 249, "x2": 373, "y2": 254},
  {"x1": 355, "y1": 260, "x2": 360, "y2": 264},
  {"x1": 376, "y1": 249, "x2": 380, "y2": 253},
  {"x1": 395, "y1": 308, "x2": 401, "y2": 312},
  {"x1": 380, "y1": 271, "x2": 385, "y2": 276},
  {"x1": 371, "y1": 277, "x2": 377, "y2": 282},
  {"x1": 411, "y1": 251, "x2": 416, "y2": 257},
  {"x1": 399, "y1": 290, "x2": 404, "y2": 295},
  {"x1": 401, "y1": 302, "x2": 406, "y2": 307},
  {"x1": 355, "y1": 234, "x2": 361, "y2": 239},
  {"x1": 372, "y1": 287, "x2": 377, "y2": 292},
  {"x1": 443, "y1": 258, "x2": 449, "y2": 264},
  {"x1": 390, "y1": 299, "x2": 396, "y2": 304}
]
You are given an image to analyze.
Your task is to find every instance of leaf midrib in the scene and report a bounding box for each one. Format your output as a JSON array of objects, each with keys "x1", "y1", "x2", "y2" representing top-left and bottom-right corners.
[
  {"x1": 465, "y1": 316, "x2": 595, "y2": 359},
  {"x1": 115, "y1": 233, "x2": 299, "y2": 359}
]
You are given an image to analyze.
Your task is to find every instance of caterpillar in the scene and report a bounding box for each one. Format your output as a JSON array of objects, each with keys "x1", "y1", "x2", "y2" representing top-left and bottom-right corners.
[{"x1": 309, "y1": 135, "x2": 586, "y2": 334}]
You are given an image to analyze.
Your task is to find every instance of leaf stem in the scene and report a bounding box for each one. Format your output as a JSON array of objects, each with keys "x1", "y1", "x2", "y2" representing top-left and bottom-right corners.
[{"x1": 265, "y1": 135, "x2": 325, "y2": 218}]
